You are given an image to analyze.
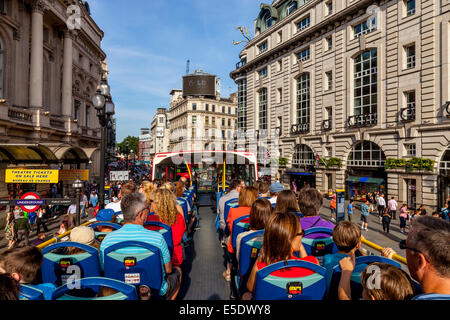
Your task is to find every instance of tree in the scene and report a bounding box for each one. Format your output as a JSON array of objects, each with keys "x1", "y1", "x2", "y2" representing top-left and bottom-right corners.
[{"x1": 118, "y1": 136, "x2": 138, "y2": 155}]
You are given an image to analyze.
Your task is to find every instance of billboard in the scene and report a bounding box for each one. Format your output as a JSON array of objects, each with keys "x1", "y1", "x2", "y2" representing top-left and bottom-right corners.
[
  {"x1": 5, "y1": 169, "x2": 59, "y2": 184},
  {"x1": 110, "y1": 171, "x2": 129, "y2": 181},
  {"x1": 182, "y1": 74, "x2": 216, "y2": 97}
]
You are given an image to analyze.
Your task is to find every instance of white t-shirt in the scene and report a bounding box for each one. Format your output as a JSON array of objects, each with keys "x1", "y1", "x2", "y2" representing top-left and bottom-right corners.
[
  {"x1": 105, "y1": 201, "x2": 123, "y2": 220},
  {"x1": 68, "y1": 204, "x2": 77, "y2": 214}
]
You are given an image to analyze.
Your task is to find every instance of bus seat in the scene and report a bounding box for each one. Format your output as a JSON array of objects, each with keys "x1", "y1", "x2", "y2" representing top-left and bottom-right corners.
[
  {"x1": 224, "y1": 198, "x2": 239, "y2": 227},
  {"x1": 232, "y1": 215, "x2": 250, "y2": 252},
  {"x1": 41, "y1": 242, "x2": 102, "y2": 287},
  {"x1": 103, "y1": 241, "x2": 164, "y2": 294},
  {"x1": 328, "y1": 256, "x2": 402, "y2": 300},
  {"x1": 143, "y1": 221, "x2": 174, "y2": 257},
  {"x1": 237, "y1": 230, "x2": 264, "y2": 295},
  {"x1": 177, "y1": 198, "x2": 189, "y2": 223},
  {"x1": 19, "y1": 284, "x2": 45, "y2": 300},
  {"x1": 253, "y1": 260, "x2": 327, "y2": 300},
  {"x1": 301, "y1": 227, "x2": 337, "y2": 265},
  {"x1": 52, "y1": 277, "x2": 138, "y2": 300},
  {"x1": 89, "y1": 222, "x2": 122, "y2": 243}
]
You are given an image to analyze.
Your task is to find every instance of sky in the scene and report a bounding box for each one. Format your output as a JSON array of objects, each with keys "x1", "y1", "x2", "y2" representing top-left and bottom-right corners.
[{"x1": 89, "y1": 0, "x2": 261, "y2": 142}]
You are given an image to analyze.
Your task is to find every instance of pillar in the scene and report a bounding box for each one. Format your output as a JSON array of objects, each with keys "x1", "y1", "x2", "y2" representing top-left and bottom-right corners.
[{"x1": 29, "y1": 0, "x2": 45, "y2": 108}]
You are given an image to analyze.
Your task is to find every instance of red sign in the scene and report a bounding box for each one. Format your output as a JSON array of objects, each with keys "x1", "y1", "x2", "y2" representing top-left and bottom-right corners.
[{"x1": 20, "y1": 192, "x2": 41, "y2": 213}]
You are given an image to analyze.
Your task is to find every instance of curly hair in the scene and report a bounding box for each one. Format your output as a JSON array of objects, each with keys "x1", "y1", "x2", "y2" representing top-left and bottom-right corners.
[
  {"x1": 161, "y1": 182, "x2": 175, "y2": 193},
  {"x1": 149, "y1": 189, "x2": 179, "y2": 226},
  {"x1": 140, "y1": 180, "x2": 156, "y2": 204}
]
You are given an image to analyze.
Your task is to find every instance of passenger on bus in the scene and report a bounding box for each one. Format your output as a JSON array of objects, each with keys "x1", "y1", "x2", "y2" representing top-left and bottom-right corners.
[
  {"x1": 160, "y1": 182, "x2": 185, "y2": 219},
  {"x1": 274, "y1": 190, "x2": 300, "y2": 215},
  {"x1": 139, "y1": 180, "x2": 156, "y2": 204},
  {"x1": 224, "y1": 186, "x2": 258, "y2": 282},
  {"x1": 0, "y1": 273, "x2": 20, "y2": 300},
  {"x1": 148, "y1": 189, "x2": 186, "y2": 267},
  {"x1": 105, "y1": 181, "x2": 136, "y2": 220},
  {"x1": 268, "y1": 182, "x2": 285, "y2": 205},
  {"x1": 338, "y1": 259, "x2": 414, "y2": 300},
  {"x1": 100, "y1": 193, "x2": 182, "y2": 300},
  {"x1": 235, "y1": 199, "x2": 272, "y2": 263},
  {"x1": 404, "y1": 216, "x2": 450, "y2": 300},
  {"x1": 258, "y1": 182, "x2": 271, "y2": 199},
  {"x1": 298, "y1": 188, "x2": 335, "y2": 238},
  {"x1": 218, "y1": 180, "x2": 243, "y2": 245},
  {"x1": 244, "y1": 211, "x2": 319, "y2": 300}
]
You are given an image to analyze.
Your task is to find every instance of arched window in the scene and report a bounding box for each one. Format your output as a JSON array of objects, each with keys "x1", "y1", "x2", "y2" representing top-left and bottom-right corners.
[
  {"x1": 288, "y1": 1, "x2": 297, "y2": 15},
  {"x1": 440, "y1": 145, "x2": 450, "y2": 171},
  {"x1": 296, "y1": 73, "x2": 310, "y2": 127},
  {"x1": 347, "y1": 141, "x2": 385, "y2": 167},
  {"x1": 0, "y1": 38, "x2": 3, "y2": 99},
  {"x1": 353, "y1": 49, "x2": 377, "y2": 125},
  {"x1": 293, "y1": 144, "x2": 314, "y2": 166},
  {"x1": 262, "y1": 10, "x2": 273, "y2": 30},
  {"x1": 259, "y1": 88, "x2": 267, "y2": 130}
]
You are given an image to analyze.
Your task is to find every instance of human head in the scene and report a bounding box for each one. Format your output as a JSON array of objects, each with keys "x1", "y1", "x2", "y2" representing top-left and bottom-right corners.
[
  {"x1": 259, "y1": 182, "x2": 270, "y2": 196},
  {"x1": 119, "y1": 181, "x2": 137, "y2": 199},
  {"x1": 0, "y1": 274, "x2": 20, "y2": 300},
  {"x1": 253, "y1": 181, "x2": 261, "y2": 191},
  {"x1": 120, "y1": 192, "x2": 148, "y2": 225},
  {"x1": 238, "y1": 186, "x2": 258, "y2": 207},
  {"x1": 0, "y1": 246, "x2": 43, "y2": 284},
  {"x1": 139, "y1": 181, "x2": 156, "y2": 203},
  {"x1": 148, "y1": 188, "x2": 179, "y2": 226},
  {"x1": 361, "y1": 263, "x2": 414, "y2": 300},
  {"x1": 69, "y1": 226, "x2": 96, "y2": 246},
  {"x1": 297, "y1": 187, "x2": 323, "y2": 217},
  {"x1": 249, "y1": 199, "x2": 273, "y2": 230},
  {"x1": 261, "y1": 211, "x2": 302, "y2": 265},
  {"x1": 406, "y1": 216, "x2": 450, "y2": 284},
  {"x1": 350, "y1": 199, "x2": 354, "y2": 204},
  {"x1": 332, "y1": 221, "x2": 361, "y2": 253},
  {"x1": 269, "y1": 182, "x2": 285, "y2": 196},
  {"x1": 179, "y1": 176, "x2": 188, "y2": 187},
  {"x1": 174, "y1": 181, "x2": 185, "y2": 198},
  {"x1": 228, "y1": 179, "x2": 242, "y2": 193},
  {"x1": 274, "y1": 190, "x2": 299, "y2": 214},
  {"x1": 161, "y1": 182, "x2": 175, "y2": 193}
]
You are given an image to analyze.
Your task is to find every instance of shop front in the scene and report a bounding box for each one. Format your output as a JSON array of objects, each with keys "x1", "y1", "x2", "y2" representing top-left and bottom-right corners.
[
  {"x1": 346, "y1": 175, "x2": 386, "y2": 201},
  {"x1": 284, "y1": 168, "x2": 316, "y2": 190}
]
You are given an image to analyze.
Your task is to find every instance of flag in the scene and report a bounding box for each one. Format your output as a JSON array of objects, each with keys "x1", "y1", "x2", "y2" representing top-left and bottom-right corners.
[
  {"x1": 315, "y1": 153, "x2": 320, "y2": 168},
  {"x1": 264, "y1": 150, "x2": 271, "y2": 160}
]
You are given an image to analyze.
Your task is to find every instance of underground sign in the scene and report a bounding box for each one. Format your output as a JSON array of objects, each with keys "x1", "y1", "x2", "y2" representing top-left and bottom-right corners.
[{"x1": 17, "y1": 192, "x2": 44, "y2": 213}]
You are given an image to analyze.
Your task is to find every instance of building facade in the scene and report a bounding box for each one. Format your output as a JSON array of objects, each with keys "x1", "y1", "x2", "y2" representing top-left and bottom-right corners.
[
  {"x1": 169, "y1": 71, "x2": 238, "y2": 153},
  {"x1": 0, "y1": 0, "x2": 107, "y2": 216},
  {"x1": 230, "y1": 0, "x2": 450, "y2": 211},
  {"x1": 150, "y1": 108, "x2": 170, "y2": 157},
  {"x1": 138, "y1": 128, "x2": 151, "y2": 163}
]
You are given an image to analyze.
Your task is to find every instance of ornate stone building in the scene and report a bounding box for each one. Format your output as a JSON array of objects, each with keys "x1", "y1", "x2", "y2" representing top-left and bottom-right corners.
[
  {"x1": 231, "y1": 0, "x2": 450, "y2": 211},
  {"x1": 0, "y1": 0, "x2": 107, "y2": 212}
]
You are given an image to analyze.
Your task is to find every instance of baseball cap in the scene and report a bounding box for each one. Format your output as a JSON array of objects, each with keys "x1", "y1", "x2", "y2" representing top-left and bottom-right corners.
[
  {"x1": 69, "y1": 226, "x2": 95, "y2": 245},
  {"x1": 96, "y1": 209, "x2": 116, "y2": 222},
  {"x1": 270, "y1": 182, "x2": 285, "y2": 193}
]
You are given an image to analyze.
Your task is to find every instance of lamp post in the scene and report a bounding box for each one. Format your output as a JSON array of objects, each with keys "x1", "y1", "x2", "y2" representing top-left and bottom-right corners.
[
  {"x1": 93, "y1": 80, "x2": 115, "y2": 210},
  {"x1": 126, "y1": 140, "x2": 129, "y2": 172},
  {"x1": 73, "y1": 179, "x2": 83, "y2": 226}
]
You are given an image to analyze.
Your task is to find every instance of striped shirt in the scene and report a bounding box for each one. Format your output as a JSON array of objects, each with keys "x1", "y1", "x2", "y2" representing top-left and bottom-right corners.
[{"x1": 100, "y1": 224, "x2": 171, "y2": 295}]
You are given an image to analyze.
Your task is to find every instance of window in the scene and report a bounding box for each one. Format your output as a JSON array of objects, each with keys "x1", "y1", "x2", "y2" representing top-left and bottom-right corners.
[
  {"x1": 205, "y1": 129, "x2": 209, "y2": 138},
  {"x1": 205, "y1": 104, "x2": 208, "y2": 111},
  {"x1": 222, "y1": 118, "x2": 225, "y2": 126},
  {"x1": 212, "y1": 104, "x2": 215, "y2": 112},
  {"x1": 347, "y1": 141, "x2": 386, "y2": 167},
  {"x1": 288, "y1": 1, "x2": 297, "y2": 15},
  {"x1": 406, "y1": 0, "x2": 415, "y2": 16},
  {"x1": 222, "y1": 130, "x2": 225, "y2": 138},
  {"x1": 277, "y1": 88, "x2": 283, "y2": 104},
  {"x1": 259, "y1": 88, "x2": 268, "y2": 130},
  {"x1": 326, "y1": 71, "x2": 333, "y2": 91},
  {"x1": 259, "y1": 67, "x2": 268, "y2": 78},
  {"x1": 74, "y1": 100, "x2": 81, "y2": 120},
  {"x1": 193, "y1": 103, "x2": 197, "y2": 111},
  {"x1": 297, "y1": 16, "x2": 310, "y2": 32},
  {"x1": 258, "y1": 41, "x2": 268, "y2": 54},
  {"x1": 159, "y1": 117, "x2": 164, "y2": 124},
  {"x1": 85, "y1": 106, "x2": 90, "y2": 127},
  {"x1": 278, "y1": 30, "x2": 283, "y2": 43},
  {"x1": 228, "y1": 107, "x2": 231, "y2": 114},
  {"x1": 212, "y1": 117, "x2": 216, "y2": 125},
  {"x1": 192, "y1": 115, "x2": 197, "y2": 124},
  {"x1": 403, "y1": 90, "x2": 416, "y2": 121},
  {"x1": 297, "y1": 47, "x2": 310, "y2": 61},
  {"x1": 264, "y1": 11, "x2": 273, "y2": 29},
  {"x1": 405, "y1": 144, "x2": 416, "y2": 157},
  {"x1": 238, "y1": 78, "x2": 247, "y2": 131},
  {"x1": 354, "y1": 19, "x2": 376, "y2": 38},
  {"x1": 354, "y1": 49, "x2": 377, "y2": 118},
  {"x1": 228, "y1": 119, "x2": 231, "y2": 126},
  {"x1": 297, "y1": 73, "x2": 310, "y2": 126},
  {"x1": 406, "y1": 91, "x2": 415, "y2": 110},
  {"x1": 222, "y1": 106, "x2": 225, "y2": 113},
  {"x1": 0, "y1": 0, "x2": 7, "y2": 14},
  {"x1": 326, "y1": 36, "x2": 333, "y2": 51},
  {"x1": 192, "y1": 128, "x2": 196, "y2": 138},
  {"x1": 205, "y1": 116, "x2": 209, "y2": 125},
  {"x1": 326, "y1": 147, "x2": 333, "y2": 157},
  {"x1": 405, "y1": 44, "x2": 416, "y2": 69},
  {"x1": 326, "y1": 1, "x2": 333, "y2": 15},
  {"x1": 277, "y1": 60, "x2": 283, "y2": 72},
  {"x1": 293, "y1": 145, "x2": 314, "y2": 166},
  {"x1": 0, "y1": 39, "x2": 3, "y2": 98}
]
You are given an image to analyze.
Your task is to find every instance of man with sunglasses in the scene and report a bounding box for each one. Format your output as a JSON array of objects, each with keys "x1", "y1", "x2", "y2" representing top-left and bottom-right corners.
[{"x1": 401, "y1": 216, "x2": 450, "y2": 300}]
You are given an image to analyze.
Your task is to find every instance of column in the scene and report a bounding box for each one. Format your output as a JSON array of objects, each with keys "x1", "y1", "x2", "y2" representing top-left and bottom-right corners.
[
  {"x1": 62, "y1": 30, "x2": 75, "y2": 117},
  {"x1": 29, "y1": 0, "x2": 46, "y2": 108}
]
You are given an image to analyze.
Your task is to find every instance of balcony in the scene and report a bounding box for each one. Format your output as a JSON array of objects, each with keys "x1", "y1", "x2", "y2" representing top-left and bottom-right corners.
[
  {"x1": 290, "y1": 123, "x2": 310, "y2": 135},
  {"x1": 347, "y1": 112, "x2": 377, "y2": 128},
  {"x1": 399, "y1": 103, "x2": 416, "y2": 122},
  {"x1": 322, "y1": 119, "x2": 332, "y2": 131},
  {"x1": 7, "y1": 107, "x2": 33, "y2": 123},
  {"x1": 255, "y1": 129, "x2": 268, "y2": 139},
  {"x1": 236, "y1": 60, "x2": 247, "y2": 69}
]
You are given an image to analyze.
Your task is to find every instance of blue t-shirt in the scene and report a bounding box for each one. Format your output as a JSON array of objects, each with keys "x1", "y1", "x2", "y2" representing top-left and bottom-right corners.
[
  {"x1": 347, "y1": 203, "x2": 353, "y2": 214},
  {"x1": 412, "y1": 293, "x2": 450, "y2": 300},
  {"x1": 90, "y1": 195, "x2": 98, "y2": 207},
  {"x1": 323, "y1": 253, "x2": 349, "y2": 287},
  {"x1": 361, "y1": 204, "x2": 370, "y2": 216}
]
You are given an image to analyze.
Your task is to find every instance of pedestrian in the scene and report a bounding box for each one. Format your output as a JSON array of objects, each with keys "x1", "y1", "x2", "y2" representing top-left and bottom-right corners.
[
  {"x1": 360, "y1": 200, "x2": 371, "y2": 231},
  {"x1": 330, "y1": 195, "x2": 337, "y2": 222},
  {"x1": 4, "y1": 210, "x2": 16, "y2": 249},
  {"x1": 80, "y1": 191, "x2": 88, "y2": 219},
  {"x1": 387, "y1": 196, "x2": 398, "y2": 220},
  {"x1": 377, "y1": 193, "x2": 386, "y2": 222},
  {"x1": 67, "y1": 203, "x2": 77, "y2": 228},
  {"x1": 418, "y1": 205, "x2": 427, "y2": 216},
  {"x1": 347, "y1": 199, "x2": 354, "y2": 222},
  {"x1": 35, "y1": 205, "x2": 49, "y2": 235},
  {"x1": 399, "y1": 204, "x2": 409, "y2": 234},
  {"x1": 382, "y1": 207, "x2": 392, "y2": 234},
  {"x1": 14, "y1": 211, "x2": 31, "y2": 247}
]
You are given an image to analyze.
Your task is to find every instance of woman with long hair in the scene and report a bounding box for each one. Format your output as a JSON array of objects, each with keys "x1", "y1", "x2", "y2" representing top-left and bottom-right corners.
[
  {"x1": 139, "y1": 180, "x2": 156, "y2": 204},
  {"x1": 274, "y1": 190, "x2": 300, "y2": 214},
  {"x1": 148, "y1": 189, "x2": 186, "y2": 267},
  {"x1": 244, "y1": 211, "x2": 319, "y2": 299}
]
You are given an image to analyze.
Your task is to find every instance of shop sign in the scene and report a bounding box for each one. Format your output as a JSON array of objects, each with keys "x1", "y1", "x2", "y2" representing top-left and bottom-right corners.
[
  {"x1": 5, "y1": 169, "x2": 59, "y2": 184},
  {"x1": 59, "y1": 169, "x2": 89, "y2": 181}
]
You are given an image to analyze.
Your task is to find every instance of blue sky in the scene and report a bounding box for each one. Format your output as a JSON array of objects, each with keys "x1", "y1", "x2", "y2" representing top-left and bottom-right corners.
[{"x1": 89, "y1": 0, "x2": 260, "y2": 142}]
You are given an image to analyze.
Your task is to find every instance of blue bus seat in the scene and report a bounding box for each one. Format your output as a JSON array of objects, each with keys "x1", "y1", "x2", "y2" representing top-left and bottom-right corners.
[
  {"x1": 19, "y1": 284, "x2": 44, "y2": 300},
  {"x1": 143, "y1": 221, "x2": 174, "y2": 257},
  {"x1": 41, "y1": 242, "x2": 102, "y2": 287},
  {"x1": 89, "y1": 222, "x2": 122, "y2": 243},
  {"x1": 301, "y1": 227, "x2": 337, "y2": 265},
  {"x1": 232, "y1": 215, "x2": 250, "y2": 252},
  {"x1": 224, "y1": 198, "x2": 239, "y2": 225},
  {"x1": 103, "y1": 241, "x2": 164, "y2": 294},
  {"x1": 177, "y1": 198, "x2": 189, "y2": 223},
  {"x1": 236, "y1": 230, "x2": 264, "y2": 295},
  {"x1": 253, "y1": 260, "x2": 327, "y2": 300},
  {"x1": 328, "y1": 256, "x2": 402, "y2": 300}
]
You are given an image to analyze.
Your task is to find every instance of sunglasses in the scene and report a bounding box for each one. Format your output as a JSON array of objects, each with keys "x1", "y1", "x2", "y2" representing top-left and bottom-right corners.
[{"x1": 399, "y1": 240, "x2": 430, "y2": 262}]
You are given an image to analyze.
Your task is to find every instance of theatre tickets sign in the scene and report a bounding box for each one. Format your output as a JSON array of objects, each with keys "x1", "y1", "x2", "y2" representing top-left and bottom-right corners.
[{"x1": 5, "y1": 169, "x2": 59, "y2": 184}]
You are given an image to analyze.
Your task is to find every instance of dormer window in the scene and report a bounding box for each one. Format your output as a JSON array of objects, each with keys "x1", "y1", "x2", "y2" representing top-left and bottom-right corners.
[{"x1": 288, "y1": 1, "x2": 298, "y2": 15}]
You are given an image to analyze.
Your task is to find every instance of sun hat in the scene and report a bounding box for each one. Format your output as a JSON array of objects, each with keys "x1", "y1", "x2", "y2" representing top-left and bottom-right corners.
[{"x1": 69, "y1": 226, "x2": 95, "y2": 245}]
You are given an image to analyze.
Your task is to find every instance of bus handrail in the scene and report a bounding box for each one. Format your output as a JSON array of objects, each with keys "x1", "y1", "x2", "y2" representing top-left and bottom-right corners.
[
  {"x1": 36, "y1": 220, "x2": 95, "y2": 250},
  {"x1": 361, "y1": 236, "x2": 407, "y2": 265}
]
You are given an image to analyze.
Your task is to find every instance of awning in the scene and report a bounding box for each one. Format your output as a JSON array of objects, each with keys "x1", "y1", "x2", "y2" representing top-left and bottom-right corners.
[
  {"x1": 288, "y1": 172, "x2": 314, "y2": 176},
  {"x1": 346, "y1": 176, "x2": 385, "y2": 185}
]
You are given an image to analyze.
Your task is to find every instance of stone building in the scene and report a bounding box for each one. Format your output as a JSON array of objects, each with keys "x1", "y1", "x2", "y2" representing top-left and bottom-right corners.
[
  {"x1": 230, "y1": 0, "x2": 450, "y2": 211},
  {"x1": 150, "y1": 107, "x2": 170, "y2": 157}
]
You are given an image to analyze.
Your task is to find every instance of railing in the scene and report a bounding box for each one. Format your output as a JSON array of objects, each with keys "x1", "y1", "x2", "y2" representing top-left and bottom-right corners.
[
  {"x1": 292, "y1": 158, "x2": 314, "y2": 166},
  {"x1": 361, "y1": 236, "x2": 407, "y2": 265},
  {"x1": 291, "y1": 123, "x2": 310, "y2": 135},
  {"x1": 400, "y1": 103, "x2": 415, "y2": 122},
  {"x1": 236, "y1": 60, "x2": 247, "y2": 69},
  {"x1": 8, "y1": 108, "x2": 33, "y2": 122},
  {"x1": 347, "y1": 112, "x2": 377, "y2": 128},
  {"x1": 322, "y1": 119, "x2": 332, "y2": 131},
  {"x1": 354, "y1": 25, "x2": 376, "y2": 38},
  {"x1": 255, "y1": 129, "x2": 268, "y2": 139},
  {"x1": 347, "y1": 159, "x2": 385, "y2": 167},
  {"x1": 37, "y1": 220, "x2": 94, "y2": 250}
]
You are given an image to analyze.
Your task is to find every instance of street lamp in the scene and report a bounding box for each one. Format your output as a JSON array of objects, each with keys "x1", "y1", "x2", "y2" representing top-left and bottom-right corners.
[
  {"x1": 93, "y1": 80, "x2": 115, "y2": 210},
  {"x1": 72, "y1": 179, "x2": 83, "y2": 226}
]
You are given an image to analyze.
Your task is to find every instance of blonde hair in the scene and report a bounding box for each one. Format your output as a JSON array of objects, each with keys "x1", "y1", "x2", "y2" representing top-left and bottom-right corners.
[
  {"x1": 149, "y1": 188, "x2": 179, "y2": 226},
  {"x1": 140, "y1": 181, "x2": 156, "y2": 204},
  {"x1": 160, "y1": 182, "x2": 175, "y2": 193}
]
